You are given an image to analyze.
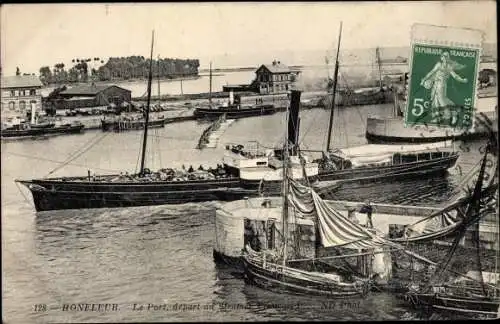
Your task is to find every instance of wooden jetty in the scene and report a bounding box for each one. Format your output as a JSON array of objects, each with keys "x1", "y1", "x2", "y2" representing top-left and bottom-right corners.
[{"x1": 197, "y1": 114, "x2": 235, "y2": 149}]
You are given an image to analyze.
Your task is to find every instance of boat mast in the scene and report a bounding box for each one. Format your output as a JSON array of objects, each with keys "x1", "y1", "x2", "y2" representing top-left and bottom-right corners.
[
  {"x1": 325, "y1": 22, "x2": 343, "y2": 152},
  {"x1": 282, "y1": 99, "x2": 290, "y2": 268},
  {"x1": 157, "y1": 54, "x2": 161, "y2": 102},
  {"x1": 139, "y1": 30, "x2": 155, "y2": 175},
  {"x1": 376, "y1": 47, "x2": 383, "y2": 89},
  {"x1": 209, "y1": 62, "x2": 213, "y2": 107}
]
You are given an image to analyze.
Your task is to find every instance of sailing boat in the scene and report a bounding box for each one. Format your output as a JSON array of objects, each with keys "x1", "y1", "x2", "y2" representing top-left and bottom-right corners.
[
  {"x1": 241, "y1": 89, "x2": 370, "y2": 297},
  {"x1": 395, "y1": 146, "x2": 500, "y2": 318},
  {"x1": 15, "y1": 32, "x2": 251, "y2": 212},
  {"x1": 193, "y1": 62, "x2": 276, "y2": 120},
  {"x1": 238, "y1": 88, "x2": 436, "y2": 297},
  {"x1": 314, "y1": 23, "x2": 459, "y2": 185}
]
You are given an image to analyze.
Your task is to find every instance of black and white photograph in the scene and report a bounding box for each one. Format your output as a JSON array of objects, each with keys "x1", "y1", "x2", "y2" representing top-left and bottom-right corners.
[{"x1": 1, "y1": 1, "x2": 498, "y2": 322}]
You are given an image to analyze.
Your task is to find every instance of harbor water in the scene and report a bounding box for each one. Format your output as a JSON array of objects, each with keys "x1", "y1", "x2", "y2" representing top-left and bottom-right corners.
[{"x1": 1, "y1": 103, "x2": 490, "y2": 322}]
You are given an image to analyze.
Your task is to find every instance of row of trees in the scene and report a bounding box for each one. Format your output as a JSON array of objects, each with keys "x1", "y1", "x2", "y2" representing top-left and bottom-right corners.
[
  {"x1": 39, "y1": 58, "x2": 103, "y2": 85},
  {"x1": 96, "y1": 56, "x2": 200, "y2": 81},
  {"x1": 38, "y1": 56, "x2": 200, "y2": 85}
]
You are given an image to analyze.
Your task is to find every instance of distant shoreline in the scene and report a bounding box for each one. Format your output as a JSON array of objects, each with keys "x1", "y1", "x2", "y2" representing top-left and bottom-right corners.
[{"x1": 198, "y1": 60, "x2": 497, "y2": 73}]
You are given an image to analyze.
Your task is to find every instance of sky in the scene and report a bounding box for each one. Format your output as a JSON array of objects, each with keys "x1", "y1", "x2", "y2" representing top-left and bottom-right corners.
[{"x1": 1, "y1": 1, "x2": 497, "y2": 76}]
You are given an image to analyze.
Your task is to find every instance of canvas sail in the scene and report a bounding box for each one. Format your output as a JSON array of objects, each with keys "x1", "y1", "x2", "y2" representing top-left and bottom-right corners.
[
  {"x1": 288, "y1": 179, "x2": 387, "y2": 249},
  {"x1": 286, "y1": 178, "x2": 451, "y2": 267}
]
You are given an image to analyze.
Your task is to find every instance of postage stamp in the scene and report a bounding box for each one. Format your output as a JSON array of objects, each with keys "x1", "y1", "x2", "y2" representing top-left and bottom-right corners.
[{"x1": 405, "y1": 24, "x2": 484, "y2": 130}]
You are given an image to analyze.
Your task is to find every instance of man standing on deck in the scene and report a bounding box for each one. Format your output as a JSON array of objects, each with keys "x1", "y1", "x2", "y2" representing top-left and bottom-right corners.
[{"x1": 359, "y1": 202, "x2": 374, "y2": 228}]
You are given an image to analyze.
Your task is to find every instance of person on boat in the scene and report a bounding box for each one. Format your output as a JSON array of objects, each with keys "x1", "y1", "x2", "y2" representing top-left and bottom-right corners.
[
  {"x1": 244, "y1": 220, "x2": 261, "y2": 252},
  {"x1": 198, "y1": 165, "x2": 204, "y2": 171},
  {"x1": 188, "y1": 165, "x2": 194, "y2": 173},
  {"x1": 359, "y1": 202, "x2": 373, "y2": 228}
]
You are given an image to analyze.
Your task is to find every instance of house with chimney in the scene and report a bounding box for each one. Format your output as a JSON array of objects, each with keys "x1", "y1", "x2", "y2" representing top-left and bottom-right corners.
[
  {"x1": 1, "y1": 75, "x2": 43, "y2": 118},
  {"x1": 254, "y1": 60, "x2": 294, "y2": 94}
]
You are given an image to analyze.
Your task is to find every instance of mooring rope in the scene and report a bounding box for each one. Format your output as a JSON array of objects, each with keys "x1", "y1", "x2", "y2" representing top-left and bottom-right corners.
[
  {"x1": 4, "y1": 151, "x2": 122, "y2": 173},
  {"x1": 45, "y1": 132, "x2": 110, "y2": 177}
]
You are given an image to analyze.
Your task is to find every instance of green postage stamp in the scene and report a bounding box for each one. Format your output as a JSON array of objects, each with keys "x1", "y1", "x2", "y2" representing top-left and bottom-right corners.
[{"x1": 405, "y1": 25, "x2": 483, "y2": 130}]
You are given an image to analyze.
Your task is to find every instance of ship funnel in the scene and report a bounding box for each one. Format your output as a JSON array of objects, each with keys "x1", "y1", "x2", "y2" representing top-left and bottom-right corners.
[{"x1": 287, "y1": 90, "x2": 301, "y2": 154}]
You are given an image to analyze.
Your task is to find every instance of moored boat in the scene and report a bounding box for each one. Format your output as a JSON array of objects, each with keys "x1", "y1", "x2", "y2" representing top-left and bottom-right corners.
[
  {"x1": 1, "y1": 120, "x2": 85, "y2": 139},
  {"x1": 395, "y1": 148, "x2": 500, "y2": 318},
  {"x1": 193, "y1": 104, "x2": 276, "y2": 120},
  {"x1": 239, "y1": 68, "x2": 376, "y2": 297},
  {"x1": 1, "y1": 104, "x2": 85, "y2": 139},
  {"x1": 316, "y1": 141, "x2": 459, "y2": 183},
  {"x1": 101, "y1": 114, "x2": 165, "y2": 132},
  {"x1": 193, "y1": 63, "x2": 276, "y2": 120}
]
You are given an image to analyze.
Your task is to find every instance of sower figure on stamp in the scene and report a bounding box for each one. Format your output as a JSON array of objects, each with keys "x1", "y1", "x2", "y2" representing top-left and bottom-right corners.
[{"x1": 420, "y1": 51, "x2": 468, "y2": 124}]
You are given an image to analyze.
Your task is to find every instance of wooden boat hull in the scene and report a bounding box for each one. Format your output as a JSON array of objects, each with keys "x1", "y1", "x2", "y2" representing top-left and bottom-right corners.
[
  {"x1": 401, "y1": 292, "x2": 500, "y2": 318},
  {"x1": 30, "y1": 123, "x2": 56, "y2": 129},
  {"x1": 242, "y1": 256, "x2": 369, "y2": 298},
  {"x1": 21, "y1": 183, "x2": 252, "y2": 212},
  {"x1": 365, "y1": 115, "x2": 498, "y2": 144},
  {"x1": 101, "y1": 118, "x2": 165, "y2": 132},
  {"x1": 1, "y1": 124, "x2": 85, "y2": 138},
  {"x1": 317, "y1": 153, "x2": 459, "y2": 183},
  {"x1": 236, "y1": 153, "x2": 459, "y2": 194},
  {"x1": 337, "y1": 89, "x2": 394, "y2": 107},
  {"x1": 17, "y1": 177, "x2": 254, "y2": 212},
  {"x1": 193, "y1": 104, "x2": 276, "y2": 119}
]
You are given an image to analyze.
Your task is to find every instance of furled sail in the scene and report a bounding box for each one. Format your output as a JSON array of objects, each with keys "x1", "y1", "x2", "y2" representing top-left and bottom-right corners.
[
  {"x1": 331, "y1": 141, "x2": 452, "y2": 159},
  {"x1": 286, "y1": 178, "x2": 437, "y2": 266},
  {"x1": 288, "y1": 179, "x2": 387, "y2": 249}
]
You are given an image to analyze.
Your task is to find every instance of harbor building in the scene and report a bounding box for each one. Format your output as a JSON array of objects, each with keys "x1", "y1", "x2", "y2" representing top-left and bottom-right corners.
[
  {"x1": 221, "y1": 60, "x2": 299, "y2": 94},
  {"x1": 254, "y1": 60, "x2": 293, "y2": 94},
  {"x1": 50, "y1": 84, "x2": 132, "y2": 110},
  {"x1": 1, "y1": 75, "x2": 43, "y2": 118}
]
